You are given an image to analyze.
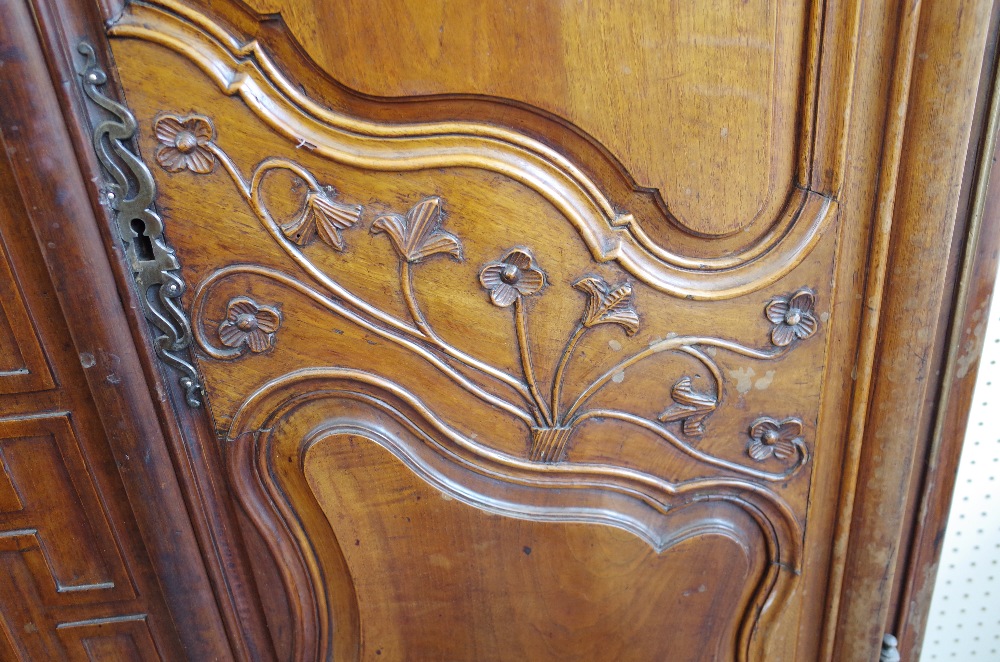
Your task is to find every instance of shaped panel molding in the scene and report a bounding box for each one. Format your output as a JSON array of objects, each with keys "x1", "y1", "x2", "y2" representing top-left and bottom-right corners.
[
  {"x1": 108, "y1": 0, "x2": 845, "y2": 299},
  {"x1": 227, "y1": 370, "x2": 801, "y2": 661}
]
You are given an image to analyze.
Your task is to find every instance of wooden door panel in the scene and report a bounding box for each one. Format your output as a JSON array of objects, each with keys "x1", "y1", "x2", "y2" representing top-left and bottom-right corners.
[
  {"x1": 242, "y1": 0, "x2": 811, "y2": 241},
  {"x1": 94, "y1": 0, "x2": 938, "y2": 659},
  {"x1": 311, "y1": 438, "x2": 757, "y2": 662},
  {"x1": 0, "y1": 414, "x2": 168, "y2": 659}
]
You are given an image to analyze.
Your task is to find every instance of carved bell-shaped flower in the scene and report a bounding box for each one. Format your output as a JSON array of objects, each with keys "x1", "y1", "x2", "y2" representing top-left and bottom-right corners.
[
  {"x1": 280, "y1": 186, "x2": 362, "y2": 251},
  {"x1": 658, "y1": 377, "x2": 718, "y2": 437},
  {"x1": 573, "y1": 275, "x2": 640, "y2": 335},
  {"x1": 372, "y1": 197, "x2": 462, "y2": 262}
]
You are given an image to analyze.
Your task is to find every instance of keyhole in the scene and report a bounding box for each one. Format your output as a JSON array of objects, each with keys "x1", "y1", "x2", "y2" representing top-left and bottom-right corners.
[{"x1": 131, "y1": 218, "x2": 154, "y2": 261}]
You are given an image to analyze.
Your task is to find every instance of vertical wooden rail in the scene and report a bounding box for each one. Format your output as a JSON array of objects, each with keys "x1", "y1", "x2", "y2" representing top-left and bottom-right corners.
[{"x1": 832, "y1": 0, "x2": 994, "y2": 658}]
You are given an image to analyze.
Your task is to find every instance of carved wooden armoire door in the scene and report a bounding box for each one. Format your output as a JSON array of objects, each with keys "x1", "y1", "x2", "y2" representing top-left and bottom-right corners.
[{"x1": 7, "y1": 0, "x2": 997, "y2": 659}]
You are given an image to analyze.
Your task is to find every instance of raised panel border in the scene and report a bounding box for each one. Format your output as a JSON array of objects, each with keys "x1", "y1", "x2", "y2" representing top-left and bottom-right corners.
[
  {"x1": 107, "y1": 0, "x2": 852, "y2": 299},
  {"x1": 226, "y1": 368, "x2": 802, "y2": 662}
]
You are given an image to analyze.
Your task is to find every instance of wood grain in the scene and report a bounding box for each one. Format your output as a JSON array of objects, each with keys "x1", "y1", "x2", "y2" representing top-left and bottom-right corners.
[
  {"x1": 0, "y1": 0, "x2": 994, "y2": 658},
  {"x1": 244, "y1": 0, "x2": 809, "y2": 240}
]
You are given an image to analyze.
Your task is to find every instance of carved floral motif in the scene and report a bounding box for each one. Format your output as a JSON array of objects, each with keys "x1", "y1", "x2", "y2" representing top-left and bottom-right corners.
[
  {"x1": 573, "y1": 276, "x2": 640, "y2": 335},
  {"x1": 658, "y1": 377, "x2": 718, "y2": 437},
  {"x1": 747, "y1": 417, "x2": 804, "y2": 462},
  {"x1": 280, "y1": 187, "x2": 361, "y2": 250},
  {"x1": 177, "y1": 113, "x2": 821, "y2": 480},
  {"x1": 479, "y1": 249, "x2": 546, "y2": 307},
  {"x1": 372, "y1": 197, "x2": 462, "y2": 262},
  {"x1": 154, "y1": 114, "x2": 215, "y2": 174},
  {"x1": 218, "y1": 297, "x2": 281, "y2": 353},
  {"x1": 766, "y1": 288, "x2": 818, "y2": 347}
]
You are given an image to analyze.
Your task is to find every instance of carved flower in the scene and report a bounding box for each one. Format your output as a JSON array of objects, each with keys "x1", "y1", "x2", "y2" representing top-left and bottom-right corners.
[
  {"x1": 479, "y1": 249, "x2": 545, "y2": 307},
  {"x1": 658, "y1": 377, "x2": 717, "y2": 437},
  {"x1": 573, "y1": 276, "x2": 640, "y2": 335},
  {"x1": 372, "y1": 197, "x2": 462, "y2": 262},
  {"x1": 746, "y1": 417, "x2": 802, "y2": 462},
  {"x1": 765, "y1": 288, "x2": 818, "y2": 346},
  {"x1": 218, "y1": 297, "x2": 281, "y2": 353},
  {"x1": 280, "y1": 187, "x2": 362, "y2": 250},
  {"x1": 154, "y1": 114, "x2": 215, "y2": 174}
]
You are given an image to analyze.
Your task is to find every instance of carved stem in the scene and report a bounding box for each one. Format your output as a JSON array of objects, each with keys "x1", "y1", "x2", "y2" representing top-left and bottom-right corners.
[
  {"x1": 400, "y1": 260, "x2": 432, "y2": 337},
  {"x1": 208, "y1": 144, "x2": 537, "y2": 409},
  {"x1": 563, "y1": 336, "x2": 786, "y2": 421},
  {"x1": 677, "y1": 345, "x2": 724, "y2": 403},
  {"x1": 571, "y1": 409, "x2": 808, "y2": 482},
  {"x1": 208, "y1": 141, "x2": 252, "y2": 198},
  {"x1": 550, "y1": 323, "x2": 586, "y2": 423},
  {"x1": 515, "y1": 297, "x2": 553, "y2": 427},
  {"x1": 400, "y1": 260, "x2": 537, "y2": 417},
  {"x1": 192, "y1": 264, "x2": 535, "y2": 425}
]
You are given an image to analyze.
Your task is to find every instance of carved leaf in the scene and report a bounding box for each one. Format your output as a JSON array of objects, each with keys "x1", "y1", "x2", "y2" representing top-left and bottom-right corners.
[
  {"x1": 372, "y1": 197, "x2": 462, "y2": 262},
  {"x1": 573, "y1": 276, "x2": 640, "y2": 335}
]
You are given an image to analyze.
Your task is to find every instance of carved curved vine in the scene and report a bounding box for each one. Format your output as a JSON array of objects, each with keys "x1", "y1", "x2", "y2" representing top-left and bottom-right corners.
[
  {"x1": 77, "y1": 43, "x2": 203, "y2": 406},
  {"x1": 110, "y1": 0, "x2": 839, "y2": 298},
  {"x1": 166, "y1": 114, "x2": 820, "y2": 481},
  {"x1": 226, "y1": 368, "x2": 803, "y2": 662}
]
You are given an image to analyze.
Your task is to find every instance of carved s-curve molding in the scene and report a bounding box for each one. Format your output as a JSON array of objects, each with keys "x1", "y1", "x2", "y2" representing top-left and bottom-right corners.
[
  {"x1": 226, "y1": 368, "x2": 804, "y2": 662},
  {"x1": 158, "y1": 113, "x2": 821, "y2": 481},
  {"x1": 77, "y1": 43, "x2": 203, "y2": 407},
  {"x1": 109, "y1": 0, "x2": 839, "y2": 299}
]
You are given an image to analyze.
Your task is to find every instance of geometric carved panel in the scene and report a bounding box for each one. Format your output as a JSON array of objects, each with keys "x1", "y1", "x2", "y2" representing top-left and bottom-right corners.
[
  {"x1": 0, "y1": 414, "x2": 139, "y2": 659},
  {"x1": 57, "y1": 614, "x2": 161, "y2": 662},
  {"x1": 0, "y1": 220, "x2": 54, "y2": 396}
]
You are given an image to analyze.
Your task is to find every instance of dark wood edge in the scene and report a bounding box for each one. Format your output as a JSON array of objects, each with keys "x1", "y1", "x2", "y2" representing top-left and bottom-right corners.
[
  {"x1": 3, "y1": 0, "x2": 275, "y2": 658},
  {"x1": 890, "y1": 6, "x2": 1000, "y2": 656},
  {"x1": 0, "y1": 0, "x2": 231, "y2": 658},
  {"x1": 829, "y1": 0, "x2": 998, "y2": 659}
]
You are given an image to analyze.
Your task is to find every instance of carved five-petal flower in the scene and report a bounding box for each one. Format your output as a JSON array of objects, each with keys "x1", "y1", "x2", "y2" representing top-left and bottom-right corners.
[
  {"x1": 765, "y1": 288, "x2": 818, "y2": 346},
  {"x1": 372, "y1": 197, "x2": 462, "y2": 262},
  {"x1": 154, "y1": 114, "x2": 215, "y2": 174},
  {"x1": 746, "y1": 417, "x2": 802, "y2": 462},
  {"x1": 218, "y1": 297, "x2": 281, "y2": 353},
  {"x1": 280, "y1": 187, "x2": 362, "y2": 250},
  {"x1": 573, "y1": 276, "x2": 640, "y2": 335},
  {"x1": 479, "y1": 249, "x2": 546, "y2": 307}
]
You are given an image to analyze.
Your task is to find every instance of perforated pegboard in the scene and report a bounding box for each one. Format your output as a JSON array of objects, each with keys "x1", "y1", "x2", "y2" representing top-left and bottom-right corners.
[{"x1": 922, "y1": 287, "x2": 1000, "y2": 659}]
